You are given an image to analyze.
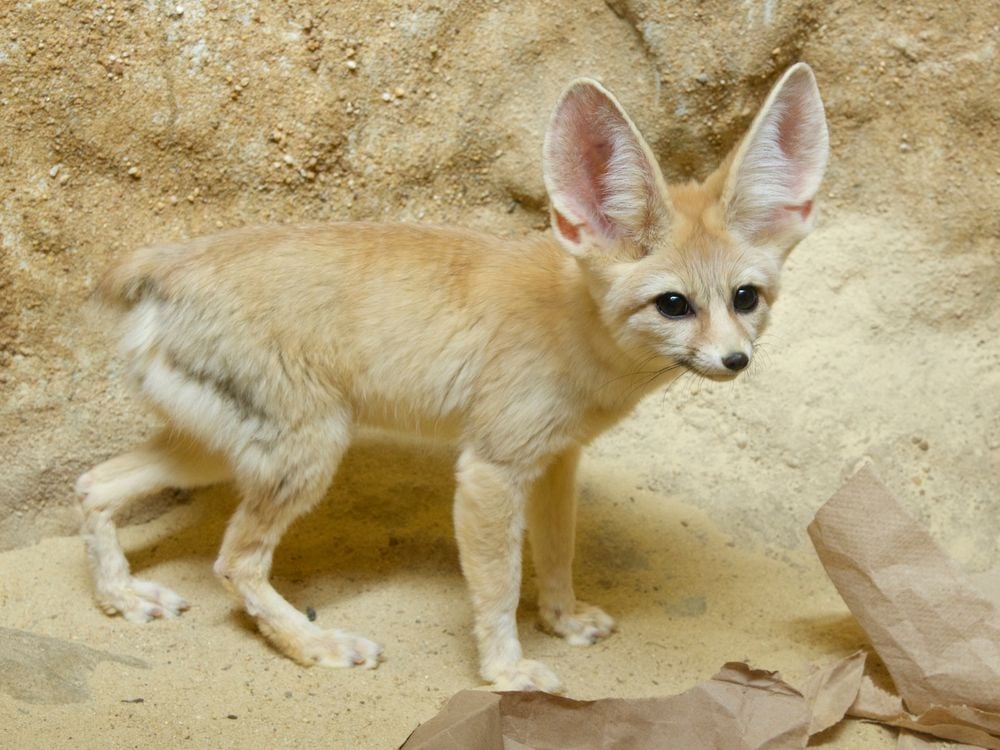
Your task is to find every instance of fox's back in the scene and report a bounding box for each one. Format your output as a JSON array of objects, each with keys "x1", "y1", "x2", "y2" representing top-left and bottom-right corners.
[{"x1": 104, "y1": 222, "x2": 583, "y2": 441}]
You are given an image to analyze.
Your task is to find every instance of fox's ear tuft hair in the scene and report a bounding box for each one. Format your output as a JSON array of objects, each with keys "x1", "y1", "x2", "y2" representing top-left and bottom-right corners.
[
  {"x1": 543, "y1": 78, "x2": 669, "y2": 258},
  {"x1": 722, "y1": 63, "x2": 829, "y2": 256}
]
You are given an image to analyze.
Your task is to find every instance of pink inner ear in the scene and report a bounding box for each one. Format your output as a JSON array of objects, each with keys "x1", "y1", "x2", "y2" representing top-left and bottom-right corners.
[
  {"x1": 777, "y1": 97, "x2": 806, "y2": 159},
  {"x1": 772, "y1": 75, "x2": 824, "y2": 199},
  {"x1": 554, "y1": 208, "x2": 581, "y2": 243},
  {"x1": 555, "y1": 93, "x2": 619, "y2": 238},
  {"x1": 785, "y1": 200, "x2": 813, "y2": 220},
  {"x1": 766, "y1": 201, "x2": 814, "y2": 238}
]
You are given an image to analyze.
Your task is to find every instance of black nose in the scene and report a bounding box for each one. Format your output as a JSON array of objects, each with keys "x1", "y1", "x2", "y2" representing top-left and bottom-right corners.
[{"x1": 723, "y1": 352, "x2": 749, "y2": 371}]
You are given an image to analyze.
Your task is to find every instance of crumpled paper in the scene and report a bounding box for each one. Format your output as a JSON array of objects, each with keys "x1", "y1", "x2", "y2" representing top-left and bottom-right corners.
[
  {"x1": 809, "y1": 465, "x2": 1000, "y2": 748},
  {"x1": 800, "y1": 649, "x2": 867, "y2": 735},
  {"x1": 808, "y1": 465, "x2": 1000, "y2": 715},
  {"x1": 401, "y1": 465, "x2": 1000, "y2": 750},
  {"x1": 400, "y1": 659, "x2": 868, "y2": 750},
  {"x1": 848, "y1": 675, "x2": 1000, "y2": 750}
]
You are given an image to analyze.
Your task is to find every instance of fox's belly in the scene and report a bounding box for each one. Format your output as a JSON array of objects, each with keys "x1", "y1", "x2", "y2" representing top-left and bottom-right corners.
[{"x1": 353, "y1": 394, "x2": 465, "y2": 442}]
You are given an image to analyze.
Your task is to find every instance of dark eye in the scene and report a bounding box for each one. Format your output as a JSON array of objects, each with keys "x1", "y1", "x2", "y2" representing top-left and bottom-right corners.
[
  {"x1": 655, "y1": 292, "x2": 692, "y2": 318},
  {"x1": 733, "y1": 286, "x2": 759, "y2": 313}
]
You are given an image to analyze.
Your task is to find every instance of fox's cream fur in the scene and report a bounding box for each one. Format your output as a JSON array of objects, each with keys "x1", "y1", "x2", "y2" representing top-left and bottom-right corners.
[{"x1": 76, "y1": 64, "x2": 829, "y2": 692}]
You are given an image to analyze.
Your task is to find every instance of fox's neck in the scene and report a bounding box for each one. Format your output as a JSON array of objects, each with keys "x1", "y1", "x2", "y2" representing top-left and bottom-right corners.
[{"x1": 532, "y1": 236, "x2": 682, "y2": 424}]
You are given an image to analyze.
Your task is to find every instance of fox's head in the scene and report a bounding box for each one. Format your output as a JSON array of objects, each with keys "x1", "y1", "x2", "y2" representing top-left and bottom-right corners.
[{"x1": 543, "y1": 64, "x2": 829, "y2": 382}]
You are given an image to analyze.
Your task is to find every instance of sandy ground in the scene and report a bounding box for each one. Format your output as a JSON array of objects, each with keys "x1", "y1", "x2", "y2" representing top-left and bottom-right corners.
[{"x1": 0, "y1": 441, "x2": 895, "y2": 749}]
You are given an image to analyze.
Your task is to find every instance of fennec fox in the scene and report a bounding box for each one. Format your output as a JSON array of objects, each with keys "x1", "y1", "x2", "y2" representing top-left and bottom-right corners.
[{"x1": 76, "y1": 64, "x2": 828, "y2": 692}]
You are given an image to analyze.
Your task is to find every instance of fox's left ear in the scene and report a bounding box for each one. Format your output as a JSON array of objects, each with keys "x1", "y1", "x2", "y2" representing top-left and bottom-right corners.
[
  {"x1": 543, "y1": 78, "x2": 670, "y2": 260},
  {"x1": 721, "y1": 63, "x2": 829, "y2": 257}
]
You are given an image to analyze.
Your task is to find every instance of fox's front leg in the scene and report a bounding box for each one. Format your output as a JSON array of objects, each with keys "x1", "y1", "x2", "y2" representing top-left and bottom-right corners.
[
  {"x1": 453, "y1": 448, "x2": 562, "y2": 692},
  {"x1": 527, "y1": 447, "x2": 615, "y2": 645}
]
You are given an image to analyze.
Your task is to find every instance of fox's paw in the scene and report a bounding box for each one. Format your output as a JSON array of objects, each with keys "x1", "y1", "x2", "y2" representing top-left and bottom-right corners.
[
  {"x1": 486, "y1": 658, "x2": 563, "y2": 693},
  {"x1": 539, "y1": 601, "x2": 615, "y2": 646},
  {"x1": 281, "y1": 627, "x2": 383, "y2": 669},
  {"x1": 98, "y1": 577, "x2": 190, "y2": 622}
]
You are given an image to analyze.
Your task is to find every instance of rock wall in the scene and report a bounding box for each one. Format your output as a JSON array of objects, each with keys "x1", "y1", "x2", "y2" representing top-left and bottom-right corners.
[{"x1": 2, "y1": 0, "x2": 998, "y2": 552}]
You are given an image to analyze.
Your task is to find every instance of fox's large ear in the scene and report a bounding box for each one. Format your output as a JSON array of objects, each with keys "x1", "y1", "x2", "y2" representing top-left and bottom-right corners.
[
  {"x1": 721, "y1": 63, "x2": 829, "y2": 256},
  {"x1": 543, "y1": 78, "x2": 670, "y2": 259}
]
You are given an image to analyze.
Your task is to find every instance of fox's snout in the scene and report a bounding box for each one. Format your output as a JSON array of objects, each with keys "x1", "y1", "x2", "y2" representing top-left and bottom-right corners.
[
  {"x1": 689, "y1": 346, "x2": 752, "y2": 381},
  {"x1": 722, "y1": 352, "x2": 749, "y2": 371}
]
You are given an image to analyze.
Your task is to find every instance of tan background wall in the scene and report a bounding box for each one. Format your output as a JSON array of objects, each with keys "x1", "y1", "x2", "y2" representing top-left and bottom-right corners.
[{"x1": 3, "y1": 0, "x2": 998, "y2": 565}]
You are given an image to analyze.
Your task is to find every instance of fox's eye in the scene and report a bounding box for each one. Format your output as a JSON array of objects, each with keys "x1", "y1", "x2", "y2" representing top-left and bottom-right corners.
[
  {"x1": 733, "y1": 286, "x2": 759, "y2": 313},
  {"x1": 655, "y1": 293, "x2": 692, "y2": 318}
]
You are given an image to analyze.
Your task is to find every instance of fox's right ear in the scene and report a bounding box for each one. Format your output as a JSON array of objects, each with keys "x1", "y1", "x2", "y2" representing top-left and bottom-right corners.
[
  {"x1": 543, "y1": 78, "x2": 670, "y2": 259},
  {"x1": 721, "y1": 63, "x2": 829, "y2": 256}
]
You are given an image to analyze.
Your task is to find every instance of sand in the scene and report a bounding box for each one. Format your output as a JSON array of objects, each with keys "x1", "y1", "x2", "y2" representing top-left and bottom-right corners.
[
  {"x1": 2, "y1": 0, "x2": 998, "y2": 747},
  {"x1": 1, "y1": 432, "x2": 897, "y2": 748}
]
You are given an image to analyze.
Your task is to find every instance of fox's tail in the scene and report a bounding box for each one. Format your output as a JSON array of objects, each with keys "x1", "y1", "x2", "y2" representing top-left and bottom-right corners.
[{"x1": 95, "y1": 243, "x2": 179, "y2": 309}]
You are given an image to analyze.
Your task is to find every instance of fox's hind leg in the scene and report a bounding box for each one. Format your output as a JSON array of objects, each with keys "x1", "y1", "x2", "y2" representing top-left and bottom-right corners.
[
  {"x1": 213, "y1": 409, "x2": 382, "y2": 669},
  {"x1": 76, "y1": 428, "x2": 230, "y2": 621}
]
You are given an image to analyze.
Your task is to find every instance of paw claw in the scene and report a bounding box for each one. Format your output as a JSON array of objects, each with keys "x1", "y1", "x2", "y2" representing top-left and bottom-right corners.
[
  {"x1": 99, "y1": 577, "x2": 189, "y2": 622},
  {"x1": 539, "y1": 602, "x2": 616, "y2": 646},
  {"x1": 75, "y1": 472, "x2": 93, "y2": 495},
  {"x1": 488, "y1": 659, "x2": 563, "y2": 693},
  {"x1": 296, "y1": 629, "x2": 383, "y2": 669}
]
